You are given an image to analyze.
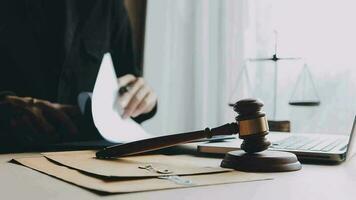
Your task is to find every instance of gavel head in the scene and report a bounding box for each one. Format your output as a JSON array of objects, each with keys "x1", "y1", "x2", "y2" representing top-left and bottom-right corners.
[{"x1": 233, "y1": 99, "x2": 271, "y2": 154}]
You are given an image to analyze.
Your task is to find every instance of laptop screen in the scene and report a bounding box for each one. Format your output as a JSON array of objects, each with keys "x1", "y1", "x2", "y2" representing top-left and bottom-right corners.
[{"x1": 346, "y1": 116, "x2": 356, "y2": 161}]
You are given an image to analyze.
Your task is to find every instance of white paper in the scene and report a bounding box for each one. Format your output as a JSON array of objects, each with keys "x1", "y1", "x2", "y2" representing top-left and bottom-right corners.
[{"x1": 91, "y1": 53, "x2": 151, "y2": 143}]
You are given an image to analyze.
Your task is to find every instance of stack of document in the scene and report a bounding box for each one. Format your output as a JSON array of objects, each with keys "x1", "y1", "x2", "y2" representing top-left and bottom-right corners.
[
  {"x1": 12, "y1": 150, "x2": 271, "y2": 194},
  {"x1": 11, "y1": 54, "x2": 271, "y2": 194}
]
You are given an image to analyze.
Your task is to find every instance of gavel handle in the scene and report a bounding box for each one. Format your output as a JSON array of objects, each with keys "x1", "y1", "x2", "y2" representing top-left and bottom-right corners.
[{"x1": 96, "y1": 122, "x2": 239, "y2": 159}]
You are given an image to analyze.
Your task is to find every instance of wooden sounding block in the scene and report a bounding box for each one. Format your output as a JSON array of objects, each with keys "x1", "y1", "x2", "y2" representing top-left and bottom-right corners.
[
  {"x1": 221, "y1": 151, "x2": 301, "y2": 172},
  {"x1": 221, "y1": 99, "x2": 301, "y2": 172}
]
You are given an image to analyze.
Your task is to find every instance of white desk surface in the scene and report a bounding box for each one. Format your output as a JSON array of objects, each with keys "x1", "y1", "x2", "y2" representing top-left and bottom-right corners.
[{"x1": 1, "y1": 148, "x2": 356, "y2": 200}]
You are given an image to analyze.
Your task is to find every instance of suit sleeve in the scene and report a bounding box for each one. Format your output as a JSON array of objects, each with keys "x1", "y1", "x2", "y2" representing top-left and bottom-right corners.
[
  {"x1": 110, "y1": 0, "x2": 141, "y2": 77},
  {"x1": 0, "y1": 1, "x2": 20, "y2": 102},
  {"x1": 109, "y1": 0, "x2": 157, "y2": 123}
]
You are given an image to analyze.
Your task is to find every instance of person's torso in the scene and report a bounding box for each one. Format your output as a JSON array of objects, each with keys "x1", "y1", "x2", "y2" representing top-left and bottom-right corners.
[{"x1": 0, "y1": 0, "x2": 119, "y2": 104}]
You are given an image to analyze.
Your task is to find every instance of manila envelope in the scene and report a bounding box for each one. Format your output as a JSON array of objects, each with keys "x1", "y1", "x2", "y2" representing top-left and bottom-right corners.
[
  {"x1": 42, "y1": 150, "x2": 231, "y2": 178},
  {"x1": 13, "y1": 156, "x2": 272, "y2": 194}
]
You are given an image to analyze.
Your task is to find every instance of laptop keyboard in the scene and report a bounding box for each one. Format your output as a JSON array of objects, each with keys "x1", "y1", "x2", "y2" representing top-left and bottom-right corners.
[{"x1": 271, "y1": 136, "x2": 347, "y2": 152}]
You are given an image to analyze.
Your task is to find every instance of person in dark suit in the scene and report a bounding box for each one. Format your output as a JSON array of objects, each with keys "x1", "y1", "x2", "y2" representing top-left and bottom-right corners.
[{"x1": 0, "y1": 0, "x2": 157, "y2": 148}]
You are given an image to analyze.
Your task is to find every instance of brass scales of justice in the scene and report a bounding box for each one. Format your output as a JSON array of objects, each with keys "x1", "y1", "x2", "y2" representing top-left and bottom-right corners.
[
  {"x1": 229, "y1": 31, "x2": 321, "y2": 132},
  {"x1": 96, "y1": 98, "x2": 302, "y2": 172}
]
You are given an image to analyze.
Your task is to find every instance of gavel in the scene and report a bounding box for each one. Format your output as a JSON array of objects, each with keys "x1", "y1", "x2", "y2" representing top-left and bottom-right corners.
[{"x1": 96, "y1": 99, "x2": 271, "y2": 158}]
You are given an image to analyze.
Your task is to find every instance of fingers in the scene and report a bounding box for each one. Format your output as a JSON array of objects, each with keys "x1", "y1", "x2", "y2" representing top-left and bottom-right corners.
[
  {"x1": 55, "y1": 104, "x2": 81, "y2": 117},
  {"x1": 117, "y1": 75, "x2": 158, "y2": 119},
  {"x1": 117, "y1": 74, "x2": 136, "y2": 87},
  {"x1": 132, "y1": 92, "x2": 157, "y2": 118},
  {"x1": 10, "y1": 108, "x2": 56, "y2": 144},
  {"x1": 2, "y1": 96, "x2": 79, "y2": 144},
  {"x1": 122, "y1": 83, "x2": 150, "y2": 118},
  {"x1": 24, "y1": 106, "x2": 56, "y2": 135},
  {"x1": 119, "y1": 77, "x2": 144, "y2": 109},
  {"x1": 34, "y1": 100, "x2": 78, "y2": 135},
  {"x1": 20, "y1": 114, "x2": 56, "y2": 144},
  {"x1": 9, "y1": 102, "x2": 54, "y2": 135}
]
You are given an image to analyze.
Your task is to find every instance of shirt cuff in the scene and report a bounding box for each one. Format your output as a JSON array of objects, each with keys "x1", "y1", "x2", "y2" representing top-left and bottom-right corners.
[{"x1": 133, "y1": 102, "x2": 158, "y2": 124}]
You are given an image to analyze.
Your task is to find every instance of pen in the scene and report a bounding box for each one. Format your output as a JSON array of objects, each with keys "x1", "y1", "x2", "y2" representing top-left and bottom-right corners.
[
  {"x1": 118, "y1": 79, "x2": 136, "y2": 95},
  {"x1": 119, "y1": 85, "x2": 129, "y2": 95},
  {"x1": 117, "y1": 81, "x2": 135, "y2": 117}
]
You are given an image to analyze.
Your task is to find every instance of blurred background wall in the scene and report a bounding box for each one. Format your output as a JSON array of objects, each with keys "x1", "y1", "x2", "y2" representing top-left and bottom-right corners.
[{"x1": 131, "y1": 0, "x2": 356, "y2": 136}]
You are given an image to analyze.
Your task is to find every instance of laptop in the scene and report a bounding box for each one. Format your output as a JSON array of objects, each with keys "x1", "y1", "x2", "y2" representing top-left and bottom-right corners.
[{"x1": 198, "y1": 116, "x2": 356, "y2": 163}]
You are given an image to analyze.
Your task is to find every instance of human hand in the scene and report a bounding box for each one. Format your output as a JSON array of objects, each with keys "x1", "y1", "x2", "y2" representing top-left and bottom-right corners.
[
  {"x1": 0, "y1": 96, "x2": 79, "y2": 144},
  {"x1": 117, "y1": 75, "x2": 157, "y2": 119}
]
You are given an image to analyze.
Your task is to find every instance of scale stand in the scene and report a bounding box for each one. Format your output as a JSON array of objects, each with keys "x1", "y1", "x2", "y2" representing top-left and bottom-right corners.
[
  {"x1": 247, "y1": 31, "x2": 302, "y2": 131},
  {"x1": 229, "y1": 31, "x2": 320, "y2": 131}
]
